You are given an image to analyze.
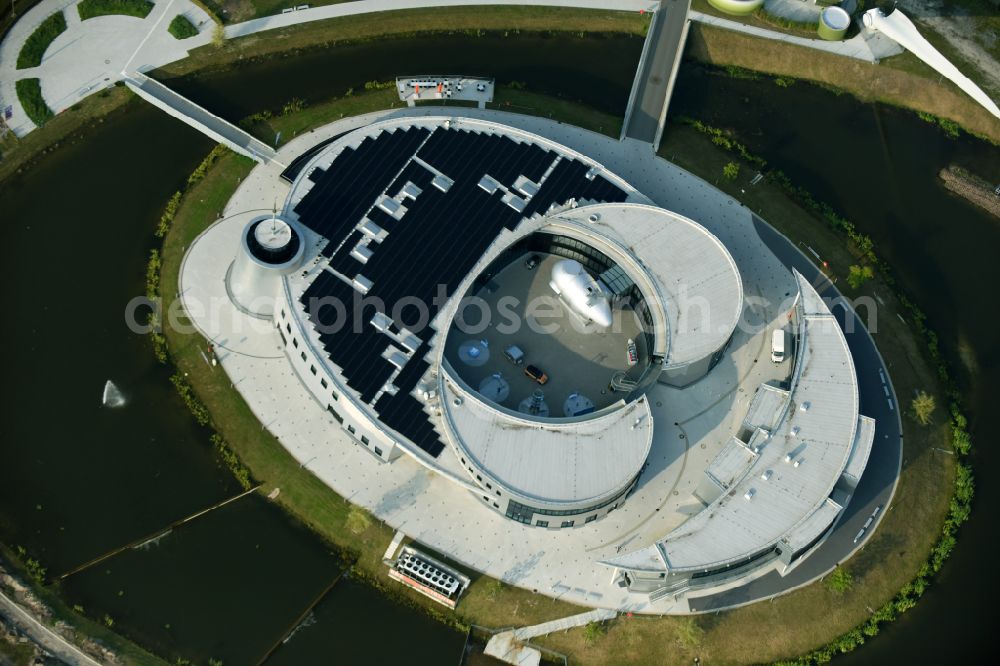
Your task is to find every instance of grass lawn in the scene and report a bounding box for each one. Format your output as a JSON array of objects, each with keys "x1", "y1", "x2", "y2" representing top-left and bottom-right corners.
[
  {"x1": 15, "y1": 10, "x2": 66, "y2": 69},
  {"x1": 77, "y1": 0, "x2": 153, "y2": 20},
  {"x1": 168, "y1": 14, "x2": 199, "y2": 40},
  {"x1": 14, "y1": 78, "x2": 53, "y2": 126},
  {"x1": 155, "y1": 88, "x2": 958, "y2": 664}
]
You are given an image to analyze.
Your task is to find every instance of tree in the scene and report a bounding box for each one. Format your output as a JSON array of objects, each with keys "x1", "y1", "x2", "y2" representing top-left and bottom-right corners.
[
  {"x1": 847, "y1": 264, "x2": 874, "y2": 289},
  {"x1": 826, "y1": 567, "x2": 854, "y2": 594},
  {"x1": 723, "y1": 161, "x2": 740, "y2": 180},
  {"x1": 582, "y1": 621, "x2": 608, "y2": 643},
  {"x1": 911, "y1": 391, "x2": 936, "y2": 425}
]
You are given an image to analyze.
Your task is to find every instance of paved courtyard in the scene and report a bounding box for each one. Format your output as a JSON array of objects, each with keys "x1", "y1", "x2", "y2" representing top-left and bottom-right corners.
[{"x1": 443, "y1": 252, "x2": 648, "y2": 415}]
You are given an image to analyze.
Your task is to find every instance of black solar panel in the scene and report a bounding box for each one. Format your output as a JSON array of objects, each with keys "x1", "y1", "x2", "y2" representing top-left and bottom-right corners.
[{"x1": 294, "y1": 125, "x2": 627, "y2": 457}]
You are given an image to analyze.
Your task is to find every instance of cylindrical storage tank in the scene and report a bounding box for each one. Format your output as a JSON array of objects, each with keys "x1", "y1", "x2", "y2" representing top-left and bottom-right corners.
[
  {"x1": 227, "y1": 214, "x2": 305, "y2": 317},
  {"x1": 707, "y1": 0, "x2": 764, "y2": 16},
  {"x1": 818, "y1": 7, "x2": 851, "y2": 41}
]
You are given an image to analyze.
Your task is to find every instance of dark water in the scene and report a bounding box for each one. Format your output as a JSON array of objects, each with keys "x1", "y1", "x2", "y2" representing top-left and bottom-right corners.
[
  {"x1": 0, "y1": 32, "x2": 997, "y2": 664},
  {"x1": 166, "y1": 32, "x2": 643, "y2": 120}
]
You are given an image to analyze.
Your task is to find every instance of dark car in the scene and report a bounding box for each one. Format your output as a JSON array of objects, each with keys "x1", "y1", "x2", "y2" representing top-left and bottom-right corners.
[
  {"x1": 524, "y1": 364, "x2": 549, "y2": 385},
  {"x1": 524, "y1": 254, "x2": 541, "y2": 270}
]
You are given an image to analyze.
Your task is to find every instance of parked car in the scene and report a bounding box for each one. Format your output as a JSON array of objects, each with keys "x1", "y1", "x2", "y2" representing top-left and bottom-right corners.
[
  {"x1": 524, "y1": 254, "x2": 541, "y2": 270},
  {"x1": 504, "y1": 345, "x2": 525, "y2": 366},
  {"x1": 771, "y1": 329, "x2": 786, "y2": 363},
  {"x1": 524, "y1": 364, "x2": 549, "y2": 385}
]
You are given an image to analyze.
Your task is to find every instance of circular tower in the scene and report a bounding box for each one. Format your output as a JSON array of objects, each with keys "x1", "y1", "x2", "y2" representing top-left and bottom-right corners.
[{"x1": 227, "y1": 212, "x2": 305, "y2": 317}]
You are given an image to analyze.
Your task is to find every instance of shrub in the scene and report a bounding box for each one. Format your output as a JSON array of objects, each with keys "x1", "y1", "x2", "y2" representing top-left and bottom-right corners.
[
  {"x1": 911, "y1": 391, "x2": 936, "y2": 425},
  {"x1": 77, "y1": 0, "x2": 153, "y2": 20},
  {"x1": 168, "y1": 14, "x2": 199, "y2": 40},
  {"x1": 15, "y1": 79, "x2": 53, "y2": 126},
  {"x1": 825, "y1": 567, "x2": 853, "y2": 594},
  {"x1": 847, "y1": 264, "x2": 874, "y2": 289},
  {"x1": 155, "y1": 192, "x2": 182, "y2": 238},
  {"x1": 723, "y1": 161, "x2": 740, "y2": 180},
  {"x1": 582, "y1": 621, "x2": 608, "y2": 643},
  {"x1": 16, "y1": 11, "x2": 67, "y2": 69},
  {"x1": 212, "y1": 434, "x2": 253, "y2": 490}
]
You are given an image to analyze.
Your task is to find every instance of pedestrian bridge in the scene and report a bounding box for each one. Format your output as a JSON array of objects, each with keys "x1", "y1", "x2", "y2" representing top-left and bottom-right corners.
[
  {"x1": 124, "y1": 73, "x2": 281, "y2": 165},
  {"x1": 621, "y1": 0, "x2": 692, "y2": 149}
]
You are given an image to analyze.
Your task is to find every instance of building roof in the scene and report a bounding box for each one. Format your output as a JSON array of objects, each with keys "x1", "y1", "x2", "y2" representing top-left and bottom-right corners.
[
  {"x1": 604, "y1": 271, "x2": 864, "y2": 573},
  {"x1": 283, "y1": 117, "x2": 635, "y2": 457},
  {"x1": 705, "y1": 437, "x2": 758, "y2": 491},
  {"x1": 843, "y1": 415, "x2": 876, "y2": 485},
  {"x1": 547, "y1": 203, "x2": 743, "y2": 369},
  {"x1": 743, "y1": 383, "x2": 791, "y2": 432},
  {"x1": 441, "y1": 375, "x2": 653, "y2": 504}
]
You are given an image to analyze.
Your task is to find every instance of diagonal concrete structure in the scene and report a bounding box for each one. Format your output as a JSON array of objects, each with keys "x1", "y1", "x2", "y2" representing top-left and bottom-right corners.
[{"x1": 123, "y1": 72, "x2": 280, "y2": 164}]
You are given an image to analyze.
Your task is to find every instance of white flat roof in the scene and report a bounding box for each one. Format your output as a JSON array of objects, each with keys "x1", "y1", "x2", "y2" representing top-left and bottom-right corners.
[
  {"x1": 705, "y1": 437, "x2": 758, "y2": 491},
  {"x1": 605, "y1": 271, "x2": 863, "y2": 573},
  {"x1": 441, "y1": 375, "x2": 653, "y2": 504},
  {"x1": 783, "y1": 496, "x2": 842, "y2": 553},
  {"x1": 549, "y1": 203, "x2": 743, "y2": 368},
  {"x1": 743, "y1": 383, "x2": 791, "y2": 432},
  {"x1": 843, "y1": 415, "x2": 876, "y2": 485}
]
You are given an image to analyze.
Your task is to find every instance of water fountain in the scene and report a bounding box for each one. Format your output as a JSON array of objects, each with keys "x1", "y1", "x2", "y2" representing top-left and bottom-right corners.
[{"x1": 102, "y1": 380, "x2": 126, "y2": 408}]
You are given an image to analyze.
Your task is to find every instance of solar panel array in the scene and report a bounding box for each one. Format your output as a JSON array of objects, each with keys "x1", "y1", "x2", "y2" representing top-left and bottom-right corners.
[{"x1": 293, "y1": 125, "x2": 628, "y2": 457}]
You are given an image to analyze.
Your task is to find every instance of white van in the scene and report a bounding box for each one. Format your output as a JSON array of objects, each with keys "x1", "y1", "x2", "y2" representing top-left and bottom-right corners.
[{"x1": 771, "y1": 329, "x2": 786, "y2": 363}]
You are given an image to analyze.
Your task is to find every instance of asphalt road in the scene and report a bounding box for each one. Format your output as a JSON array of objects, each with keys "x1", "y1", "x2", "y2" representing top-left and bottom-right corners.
[
  {"x1": 623, "y1": 0, "x2": 689, "y2": 144},
  {"x1": 689, "y1": 215, "x2": 904, "y2": 612}
]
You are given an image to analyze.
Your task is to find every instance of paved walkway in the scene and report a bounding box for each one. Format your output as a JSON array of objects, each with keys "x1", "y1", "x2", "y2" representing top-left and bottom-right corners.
[
  {"x1": 485, "y1": 607, "x2": 617, "y2": 664},
  {"x1": 0, "y1": 590, "x2": 102, "y2": 666},
  {"x1": 0, "y1": 0, "x2": 214, "y2": 137},
  {"x1": 125, "y1": 71, "x2": 279, "y2": 163},
  {"x1": 621, "y1": 0, "x2": 690, "y2": 147}
]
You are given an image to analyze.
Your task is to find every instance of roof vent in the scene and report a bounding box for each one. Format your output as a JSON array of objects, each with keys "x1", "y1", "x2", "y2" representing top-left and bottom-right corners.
[
  {"x1": 800, "y1": 402, "x2": 811, "y2": 412},
  {"x1": 588, "y1": 213, "x2": 601, "y2": 223}
]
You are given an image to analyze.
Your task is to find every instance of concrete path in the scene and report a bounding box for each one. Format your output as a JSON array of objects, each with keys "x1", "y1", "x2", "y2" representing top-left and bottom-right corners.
[
  {"x1": 125, "y1": 72, "x2": 279, "y2": 163},
  {"x1": 227, "y1": 0, "x2": 655, "y2": 39},
  {"x1": 485, "y1": 607, "x2": 616, "y2": 664},
  {"x1": 621, "y1": 0, "x2": 690, "y2": 148},
  {"x1": 0, "y1": 590, "x2": 102, "y2": 666}
]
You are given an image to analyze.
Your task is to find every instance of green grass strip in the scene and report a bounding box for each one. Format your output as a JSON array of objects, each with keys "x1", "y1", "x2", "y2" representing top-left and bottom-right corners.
[
  {"x1": 15, "y1": 78, "x2": 53, "y2": 126},
  {"x1": 16, "y1": 11, "x2": 67, "y2": 70},
  {"x1": 168, "y1": 14, "x2": 199, "y2": 40},
  {"x1": 77, "y1": 0, "x2": 154, "y2": 20}
]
